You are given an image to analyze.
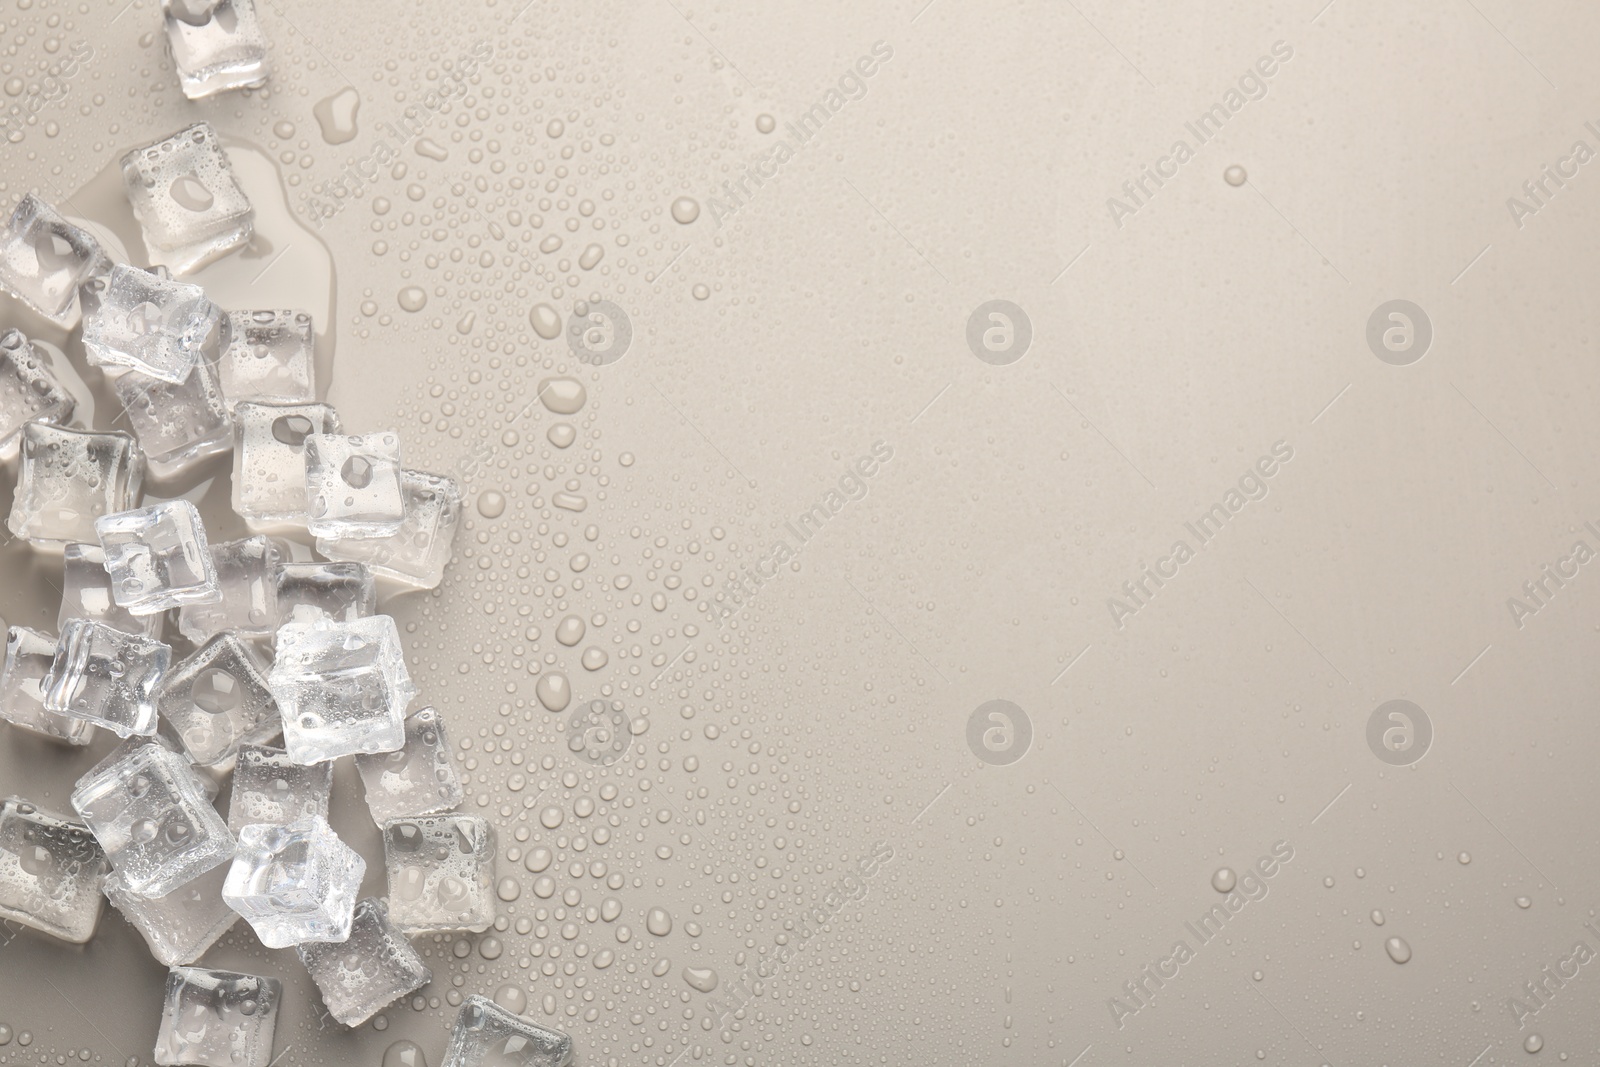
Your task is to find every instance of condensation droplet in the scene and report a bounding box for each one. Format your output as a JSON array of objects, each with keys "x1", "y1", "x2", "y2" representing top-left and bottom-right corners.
[
  {"x1": 756, "y1": 113, "x2": 776, "y2": 134},
  {"x1": 493, "y1": 985, "x2": 526, "y2": 1014},
  {"x1": 536, "y1": 672, "x2": 571, "y2": 712},
  {"x1": 312, "y1": 87, "x2": 361, "y2": 145},
  {"x1": 1211, "y1": 867, "x2": 1236, "y2": 893},
  {"x1": 476, "y1": 491, "x2": 506, "y2": 519},
  {"x1": 1224, "y1": 164, "x2": 1247, "y2": 186},
  {"x1": 1384, "y1": 936, "x2": 1412, "y2": 964},
  {"x1": 646, "y1": 907, "x2": 672, "y2": 936},
  {"x1": 670, "y1": 197, "x2": 700, "y2": 224},
  {"x1": 530, "y1": 303, "x2": 562, "y2": 340},
  {"x1": 398, "y1": 287, "x2": 426, "y2": 312}
]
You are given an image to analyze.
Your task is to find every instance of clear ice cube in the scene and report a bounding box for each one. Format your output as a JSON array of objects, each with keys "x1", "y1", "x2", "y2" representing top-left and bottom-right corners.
[
  {"x1": 59, "y1": 542, "x2": 162, "y2": 638},
  {"x1": 122, "y1": 123, "x2": 254, "y2": 274},
  {"x1": 82, "y1": 263, "x2": 218, "y2": 382},
  {"x1": 317, "y1": 469, "x2": 462, "y2": 590},
  {"x1": 96, "y1": 499, "x2": 220, "y2": 614},
  {"x1": 0, "y1": 328, "x2": 74, "y2": 462},
  {"x1": 178, "y1": 535, "x2": 281, "y2": 643},
  {"x1": 112, "y1": 356, "x2": 230, "y2": 480},
  {"x1": 303, "y1": 432, "x2": 405, "y2": 539},
  {"x1": 383, "y1": 814, "x2": 496, "y2": 935},
  {"x1": 0, "y1": 626, "x2": 94, "y2": 745},
  {"x1": 231, "y1": 401, "x2": 341, "y2": 528},
  {"x1": 269, "y1": 615, "x2": 414, "y2": 764},
  {"x1": 163, "y1": 0, "x2": 270, "y2": 101},
  {"x1": 0, "y1": 194, "x2": 110, "y2": 325},
  {"x1": 222, "y1": 814, "x2": 365, "y2": 948},
  {"x1": 70, "y1": 740, "x2": 234, "y2": 897},
  {"x1": 105, "y1": 860, "x2": 238, "y2": 966},
  {"x1": 42, "y1": 619, "x2": 170, "y2": 737},
  {"x1": 158, "y1": 632, "x2": 280, "y2": 768},
  {"x1": 274, "y1": 560, "x2": 375, "y2": 626},
  {"x1": 296, "y1": 897, "x2": 432, "y2": 1028},
  {"x1": 153, "y1": 966, "x2": 281, "y2": 1067},
  {"x1": 0, "y1": 796, "x2": 109, "y2": 944},
  {"x1": 356, "y1": 707, "x2": 463, "y2": 824},
  {"x1": 226, "y1": 743, "x2": 331, "y2": 832},
  {"x1": 218, "y1": 309, "x2": 314, "y2": 409},
  {"x1": 6, "y1": 423, "x2": 144, "y2": 548},
  {"x1": 442, "y1": 995, "x2": 573, "y2": 1067}
]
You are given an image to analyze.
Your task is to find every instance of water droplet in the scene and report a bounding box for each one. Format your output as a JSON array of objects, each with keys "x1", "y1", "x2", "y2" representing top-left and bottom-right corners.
[
  {"x1": 692, "y1": 283, "x2": 710, "y2": 300},
  {"x1": 398, "y1": 287, "x2": 427, "y2": 312},
  {"x1": 1224, "y1": 164, "x2": 1247, "y2": 186},
  {"x1": 1525, "y1": 1033, "x2": 1543, "y2": 1053},
  {"x1": 476, "y1": 491, "x2": 506, "y2": 519},
  {"x1": 540, "y1": 805, "x2": 564, "y2": 830},
  {"x1": 1211, "y1": 867, "x2": 1236, "y2": 893},
  {"x1": 670, "y1": 197, "x2": 700, "y2": 224},
  {"x1": 1517, "y1": 895, "x2": 1532, "y2": 909},
  {"x1": 168, "y1": 174, "x2": 214, "y2": 212},
  {"x1": 555, "y1": 615, "x2": 585, "y2": 646},
  {"x1": 579, "y1": 243, "x2": 604, "y2": 270},
  {"x1": 313, "y1": 87, "x2": 361, "y2": 145},
  {"x1": 1370, "y1": 909, "x2": 1385, "y2": 926},
  {"x1": 529, "y1": 303, "x2": 562, "y2": 340},
  {"x1": 581, "y1": 647, "x2": 608, "y2": 670},
  {"x1": 381, "y1": 1039, "x2": 427, "y2": 1067},
  {"x1": 1384, "y1": 936, "x2": 1412, "y2": 964},
  {"x1": 524, "y1": 846, "x2": 552, "y2": 873},
  {"x1": 536, "y1": 672, "x2": 571, "y2": 712},
  {"x1": 756, "y1": 113, "x2": 776, "y2": 134},
  {"x1": 414, "y1": 138, "x2": 448, "y2": 161},
  {"x1": 496, "y1": 877, "x2": 521, "y2": 902},
  {"x1": 1458, "y1": 851, "x2": 1472, "y2": 864},
  {"x1": 493, "y1": 985, "x2": 526, "y2": 1014},
  {"x1": 683, "y1": 966, "x2": 719, "y2": 993},
  {"x1": 538, "y1": 377, "x2": 586, "y2": 414},
  {"x1": 647, "y1": 906, "x2": 672, "y2": 936}
]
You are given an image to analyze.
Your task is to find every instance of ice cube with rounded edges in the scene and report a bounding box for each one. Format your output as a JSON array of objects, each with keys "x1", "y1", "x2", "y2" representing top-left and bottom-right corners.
[
  {"x1": 303, "y1": 432, "x2": 405, "y2": 539},
  {"x1": 60, "y1": 542, "x2": 162, "y2": 638},
  {"x1": 122, "y1": 124, "x2": 254, "y2": 274},
  {"x1": 153, "y1": 966, "x2": 281, "y2": 1067},
  {"x1": 105, "y1": 860, "x2": 238, "y2": 966},
  {"x1": 70, "y1": 740, "x2": 234, "y2": 897},
  {"x1": 41, "y1": 619, "x2": 170, "y2": 737},
  {"x1": 317, "y1": 469, "x2": 462, "y2": 590},
  {"x1": 222, "y1": 815, "x2": 365, "y2": 948},
  {"x1": 226, "y1": 743, "x2": 330, "y2": 832},
  {"x1": 232, "y1": 401, "x2": 341, "y2": 528},
  {"x1": 269, "y1": 615, "x2": 414, "y2": 764},
  {"x1": 0, "y1": 328, "x2": 74, "y2": 462},
  {"x1": 83, "y1": 263, "x2": 217, "y2": 382},
  {"x1": 7, "y1": 423, "x2": 144, "y2": 547},
  {"x1": 0, "y1": 194, "x2": 110, "y2": 325},
  {"x1": 0, "y1": 796, "x2": 109, "y2": 944},
  {"x1": 158, "y1": 632, "x2": 279, "y2": 768},
  {"x1": 163, "y1": 0, "x2": 269, "y2": 101},
  {"x1": 383, "y1": 814, "x2": 496, "y2": 935},
  {"x1": 297, "y1": 897, "x2": 432, "y2": 1027},
  {"x1": 96, "y1": 499, "x2": 219, "y2": 614},
  {"x1": 112, "y1": 356, "x2": 230, "y2": 480},
  {"x1": 178, "y1": 536, "x2": 281, "y2": 643},
  {"x1": 442, "y1": 995, "x2": 573, "y2": 1067},
  {"x1": 274, "y1": 560, "x2": 375, "y2": 626},
  {"x1": 356, "y1": 707, "x2": 463, "y2": 824},
  {"x1": 1, "y1": 627, "x2": 94, "y2": 745},
  {"x1": 218, "y1": 309, "x2": 314, "y2": 409}
]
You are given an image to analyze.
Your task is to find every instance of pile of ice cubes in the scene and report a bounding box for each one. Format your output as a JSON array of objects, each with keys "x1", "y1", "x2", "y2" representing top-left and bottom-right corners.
[{"x1": 0, "y1": 120, "x2": 569, "y2": 1066}]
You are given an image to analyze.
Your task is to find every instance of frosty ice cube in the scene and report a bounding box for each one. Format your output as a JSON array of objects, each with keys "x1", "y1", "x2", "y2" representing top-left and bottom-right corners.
[
  {"x1": 6, "y1": 423, "x2": 144, "y2": 547},
  {"x1": 0, "y1": 796, "x2": 109, "y2": 944},
  {"x1": 442, "y1": 995, "x2": 573, "y2": 1067},
  {"x1": 158, "y1": 633, "x2": 279, "y2": 768},
  {"x1": 113, "y1": 357, "x2": 230, "y2": 480},
  {"x1": 269, "y1": 615, "x2": 415, "y2": 764},
  {"x1": 178, "y1": 536, "x2": 281, "y2": 643},
  {"x1": 222, "y1": 815, "x2": 365, "y2": 948},
  {"x1": 356, "y1": 707, "x2": 463, "y2": 824},
  {"x1": 105, "y1": 861, "x2": 238, "y2": 966},
  {"x1": 226, "y1": 743, "x2": 330, "y2": 832},
  {"x1": 122, "y1": 123, "x2": 254, "y2": 274},
  {"x1": 83, "y1": 263, "x2": 218, "y2": 382},
  {"x1": 59, "y1": 542, "x2": 162, "y2": 638},
  {"x1": 153, "y1": 967, "x2": 281, "y2": 1067},
  {"x1": 274, "y1": 560, "x2": 375, "y2": 626},
  {"x1": 303, "y1": 432, "x2": 405, "y2": 539},
  {"x1": 296, "y1": 897, "x2": 432, "y2": 1027},
  {"x1": 96, "y1": 499, "x2": 219, "y2": 614},
  {"x1": 0, "y1": 328, "x2": 74, "y2": 462},
  {"x1": 70, "y1": 740, "x2": 234, "y2": 897},
  {"x1": 41, "y1": 619, "x2": 170, "y2": 737},
  {"x1": 231, "y1": 401, "x2": 341, "y2": 528},
  {"x1": 163, "y1": 0, "x2": 270, "y2": 101},
  {"x1": 0, "y1": 627, "x2": 94, "y2": 745},
  {"x1": 218, "y1": 309, "x2": 314, "y2": 409},
  {"x1": 0, "y1": 194, "x2": 110, "y2": 325},
  {"x1": 317, "y1": 469, "x2": 462, "y2": 590},
  {"x1": 383, "y1": 814, "x2": 496, "y2": 935}
]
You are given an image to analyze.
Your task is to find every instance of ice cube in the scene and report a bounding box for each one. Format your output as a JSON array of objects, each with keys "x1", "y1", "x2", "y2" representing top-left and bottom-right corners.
[
  {"x1": 356, "y1": 707, "x2": 463, "y2": 824},
  {"x1": 105, "y1": 860, "x2": 238, "y2": 966},
  {"x1": 269, "y1": 615, "x2": 414, "y2": 764},
  {"x1": 42, "y1": 619, "x2": 170, "y2": 737},
  {"x1": 222, "y1": 815, "x2": 365, "y2": 948},
  {"x1": 112, "y1": 357, "x2": 230, "y2": 480},
  {"x1": 0, "y1": 328, "x2": 74, "y2": 462},
  {"x1": 0, "y1": 626, "x2": 94, "y2": 745},
  {"x1": 163, "y1": 0, "x2": 270, "y2": 101},
  {"x1": 231, "y1": 401, "x2": 341, "y2": 528},
  {"x1": 153, "y1": 966, "x2": 281, "y2": 1067},
  {"x1": 0, "y1": 194, "x2": 110, "y2": 325},
  {"x1": 296, "y1": 897, "x2": 431, "y2": 1027},
  {"x1": 158, "y1": 632, "x2": 280, "y2": 768},
  {"x1": 0, "y1": 796, "x2": 110, "y2": 944},
  {"x1": 383, "y1": 814, "x2": 496, "y2": 935},
  {"x1": 303, "y1": 432, "x2": 405, "y2": 539},
  {"x1": 83, "y1": 263, "x2": 218, "y2": 382},
  {"x1": 274, "y1": 560, "x2": 375, "y2": 626},
  {"x1": 122, "y1": 123, "x2": 254, "y2": 273},
  {"x1": 442, "y1": 995, "x2": 573, "y2": 1067},
  {"x1": 178, "y1": 535, "x2": 281, "y2": 643},
  {"x1": 70, "y1": 740, "x2": 233, "y2": 897},
  {"x1": 6, "y1": 423, "x2": 144, "y2": 547},
  {"x1": 59, "y1": 542, "x2": 162, "y2": 638},
  {"x1": 218, "y1": 309, "x2": 314, "y2": 409},
  {"x1": 95, "y1": 499, "x2": 219, "y2": 614},
  {"x1": 226, "y1": 743, "x2": 330, "y2": 832},
  {"x1": 317, "y1": 469, "x2": 462, "y2": 590},
  {"x1": 86, "y1": 731, "x2": 223, "y2": 804}
]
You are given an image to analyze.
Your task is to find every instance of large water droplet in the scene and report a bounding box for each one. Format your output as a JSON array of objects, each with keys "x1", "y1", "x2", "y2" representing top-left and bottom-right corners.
[
  {"x1": 313, "y1": 87, "x2": 361, "y2": 145},
  {"x1": 647, "y1": 907, "x2": 672, "y2": 936},
  {"x1": 683, "y1": 966, "x2": 719, "y2": 993},
  {"x1": 1384, "y1": 936, "x2": 1412, "y2": 964},
  {"x1": 382, "y1": 1040, "x2": 427, "y2": 1067},
  {"x1": 529, "y1": 303, "x2": 562, "y2": 340},
  {"x1": 535, "y1": 672, "x2": 570, "y2": 712}
]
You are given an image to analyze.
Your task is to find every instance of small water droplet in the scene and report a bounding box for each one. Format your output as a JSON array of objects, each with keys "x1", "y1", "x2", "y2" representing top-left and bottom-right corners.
[
  {"x1": 671, "y1": 197, "x2": 700, "y2": 224},
  {"x1": 647, "y1": 907, "x2": 672, "y2": 936},
  {"x1": 1224, "y1": 164, "x2": 1247, "y2": 186},
  {"x1": 756, "y1": 113, "x2": 776, "y2": 134},
  {"x1": 1384, "y1": 936, "x2": 1412, "y2": 964},
  {"x1": 476, "y1": 491, "x2": 506, "y2": 519},
  {"x1": 1524, "y1": 1033, "x2": 1543, "y2": 1053},
  {"x1": 381, "y1": 1039, "x2": 427, "y2": 1067},
  {"x1": 529, "y1": 303, "x2": 562, "y2": 340},
  {"x1": 398, "y1": 287, "x2": 427, "y2": 312},
  {"x1": 1211, "y1": 867, "x2": 1236, "y2": 893}
]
